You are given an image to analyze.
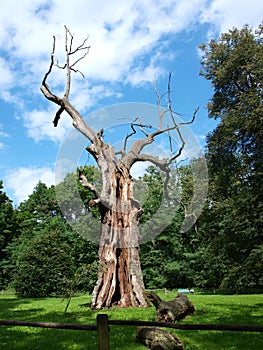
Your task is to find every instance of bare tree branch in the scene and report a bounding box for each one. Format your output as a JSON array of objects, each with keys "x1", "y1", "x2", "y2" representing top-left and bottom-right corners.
[
  {"x1": 63, "y1": 26, "x2": 90, "y2": 97},
  {"x1": 154, "y1": 77, "x2": 168, "y2": 130},
  {"x1": 125, "y1": 119, "x2": 183, "y2": 165},
  {"x1": 53, "y1": 105, "x2": 65, "y2": 127},
  {"x1": 40, "y1": 27, "x2": 99, "y2": 146},
  {"x1": 133, "y1": 153, "x2": 169, "y2": 171},
  {"x1": 78, "y1": 169, "x2": 100, "y2": 199},
  {"x1": 42, "y1": 36, "x2": 56, "y2": 87},
  {"x1": 65, "y1": 26, "x2": 90, "y2": 75},
  {"x1": 123, "y1": 119, "x2": 152, "y2": 152},
  {"x1": 115, "y1": 149, "x2": 126, "y2": 157},
  {"x1": 64, "y1": 26, "x2": 71, "y2": 99},
  {"x1": 121, "y1": 74, "x2": 198, "y2": 186},
  {"x1": 167, "y1": 106, "x2": 199, "y2": 165}
]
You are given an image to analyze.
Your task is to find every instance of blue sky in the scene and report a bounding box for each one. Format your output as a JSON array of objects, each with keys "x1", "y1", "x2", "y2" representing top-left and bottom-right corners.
[{"x1": 0, "y1": 0, "x2": 262, "y2": 206}]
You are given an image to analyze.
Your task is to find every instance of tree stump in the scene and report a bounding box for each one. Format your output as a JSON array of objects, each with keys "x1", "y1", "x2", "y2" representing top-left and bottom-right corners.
[
  {"x1": 146, "y1": 292, "x2": 195, "y2": 323},
  {"x1": 136, "y1": 327, "x2": 184, "y2": 350}
]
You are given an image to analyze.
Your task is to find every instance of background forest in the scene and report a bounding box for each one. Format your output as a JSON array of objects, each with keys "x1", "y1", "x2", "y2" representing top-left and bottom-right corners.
[{"x1": 0, "y1": 23, "x2": 262, "y2": 297}]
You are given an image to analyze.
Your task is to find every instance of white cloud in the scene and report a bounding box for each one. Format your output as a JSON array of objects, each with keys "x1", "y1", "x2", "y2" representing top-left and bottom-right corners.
[
  {"x1": 1, "y1": 0, "x2": 261, "y2": 89},
  {"x1": 0, "y1": 0, "x2": 262, "y2": 145},
  {"x1": 126, "y1": 53, "x2": 167, "y2": 86},
  {"x1": 23, "y1": 107, "x2": 73, "y2": 143},
  {"x1": 4, "y1": 165, "x2": 55, "y2": 204},
  {"x1": 0, "y1": 58, "x2": 13, "y2": 86},
  {"x1": 69, "y1": 80, "x2": 123, "y2": 112},
  {"x1": 22, "y1": 80, "x2": 123, "y2": 143},
  {"x1": 0, "y1": 0, "x2": 208, "y2": 87},
  {"x1": 130, "y1": 161, "x2": 150, "y2": 179},
  {"x1": 200, "y1": 0, "x2": 262, "y2": 34}
]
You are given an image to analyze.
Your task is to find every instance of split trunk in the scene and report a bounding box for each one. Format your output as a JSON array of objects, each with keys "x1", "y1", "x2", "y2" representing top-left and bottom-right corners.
[{"x1": 91, "y1": 165, "x2": 147, "y2": 309}]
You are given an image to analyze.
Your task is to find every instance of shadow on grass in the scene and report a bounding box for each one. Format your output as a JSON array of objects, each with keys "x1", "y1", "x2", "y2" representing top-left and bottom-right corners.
[
  {"x1": 0, "y1": 295, "x2": 262, "y2": 350},
  {"x1": 176, "y1": 299, "x2": 263, "y2": 350},
  {"x1": 190, "y1": 302, "x2": 263, "y2": 326},
  {"x1": 175, "y1": 329, "x2": 263, "y2": 350},
  {"x1": 0, "y1": 297, "x2": 145, "y2": 350},
  {"x1": 0, "y1": 297, "x2": 45, "y2": 321},
  {"x1": 0, "y1": 297, "x2": 95, "y2": 350},
  {"x1": 0, "y1": 325, "x2": 99, "y2": 350},
  {"x1": 0, "y1": 321, "x2": 145, "y2": 350}
]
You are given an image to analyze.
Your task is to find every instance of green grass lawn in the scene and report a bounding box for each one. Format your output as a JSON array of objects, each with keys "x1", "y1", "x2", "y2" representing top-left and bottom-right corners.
[{"x1": 0, "y1": 290, "x2": 262, "y2": 349}]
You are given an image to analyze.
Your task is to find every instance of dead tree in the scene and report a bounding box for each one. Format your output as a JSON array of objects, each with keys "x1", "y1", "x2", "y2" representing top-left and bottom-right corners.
[
  {"x1": 40, "y1": 27, "x2": 196, "y2": 309},
  {"x1": 146, "y1": 292, "x2": 195, "y2": 322}
]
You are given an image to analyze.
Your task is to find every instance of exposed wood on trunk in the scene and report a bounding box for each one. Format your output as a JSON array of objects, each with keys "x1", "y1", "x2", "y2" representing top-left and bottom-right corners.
[{"x1": 91, "y1": 166, "x2": 147, "y2": 309}]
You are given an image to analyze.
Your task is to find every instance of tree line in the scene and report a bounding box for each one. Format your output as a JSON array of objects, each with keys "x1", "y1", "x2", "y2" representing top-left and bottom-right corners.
[{"x1": 0, "y1": 23, "x2": 262, "y2": 297}]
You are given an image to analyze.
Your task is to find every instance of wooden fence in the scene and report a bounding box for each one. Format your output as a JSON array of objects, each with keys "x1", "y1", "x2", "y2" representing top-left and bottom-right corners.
[{"x1": 1, "y1": 315, "x2": 263, "y2": 350}]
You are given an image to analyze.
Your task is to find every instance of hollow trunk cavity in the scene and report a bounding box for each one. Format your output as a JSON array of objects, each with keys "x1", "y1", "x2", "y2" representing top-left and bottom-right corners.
[{"x1": 91, "y1": 167, "x2": 147, "y2": 309}]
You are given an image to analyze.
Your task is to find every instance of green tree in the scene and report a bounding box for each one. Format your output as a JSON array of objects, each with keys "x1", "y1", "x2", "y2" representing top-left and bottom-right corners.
[
  {"x1": 199, "y1": 23, "x2": 263, "y2": 292},
  {"x1": 0, "y1": 181, "x2": 17, "y2": 288},
  {"x1": 18, "y1": 181, "x2": 61, "y2": 220},
  {"x1": 140, "y1": 165, "x2": 206, "y2": 290},
  {"x1": 199, "y1": 23, "x2": 263, "y2": 194},
  {"x1": 13, "y1": 229, "x2": 74, "y2": 297},
  {"x1": 56, "y1": 167, "x2": 100, "y2": 242},
  {"x1": 7, "y1": 179, "x2": 98, "y2": 297}
]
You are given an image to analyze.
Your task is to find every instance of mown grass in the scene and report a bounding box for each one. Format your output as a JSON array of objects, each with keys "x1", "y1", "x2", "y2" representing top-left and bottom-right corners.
[{"x1": 0, "y1": 290, "x2": 262, "y2": 349}]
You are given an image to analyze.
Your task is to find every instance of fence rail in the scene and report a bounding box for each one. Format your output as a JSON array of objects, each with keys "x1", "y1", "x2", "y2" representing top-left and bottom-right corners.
[
  {"x1": 1, "y1": 315, "x2": 263, "y2": 350},
  {"x1": 108, "y1": 319, "x2": 263, "y2": 332}
]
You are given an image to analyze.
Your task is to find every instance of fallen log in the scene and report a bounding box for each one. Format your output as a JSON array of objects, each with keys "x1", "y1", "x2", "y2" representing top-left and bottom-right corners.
[
  {"x1": 146, "y1": 292, "x2": 195, "y2": 323},
  {"x1": 136, "y1": 326, "x2": 184, "y2": 350},
  {"x1": 137, "y1": 292, "x2": 195, "y2": 349}
]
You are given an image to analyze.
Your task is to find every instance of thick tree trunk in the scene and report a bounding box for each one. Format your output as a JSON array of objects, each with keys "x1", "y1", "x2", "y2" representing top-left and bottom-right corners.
[{"x1": 91, "y1": 167, "x2": 147, "y2": 309}]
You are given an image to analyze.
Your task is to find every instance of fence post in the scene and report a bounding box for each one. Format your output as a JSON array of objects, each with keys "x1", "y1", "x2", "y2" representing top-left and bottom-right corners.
[{"x1": 97, "y1": 314, "x2": 110, "y2": 350}]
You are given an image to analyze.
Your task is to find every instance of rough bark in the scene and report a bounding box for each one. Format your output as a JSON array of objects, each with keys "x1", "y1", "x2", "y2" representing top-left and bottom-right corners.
[
  {"x1": 146, "y1": 292, "x2": 195, "y2": 323},
  {"x1": 136, "y1": 327, "x2": 185, "y2": 350},
  {"x1": 90, "y1": 165, "x2": 147, "y2": 309}
]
